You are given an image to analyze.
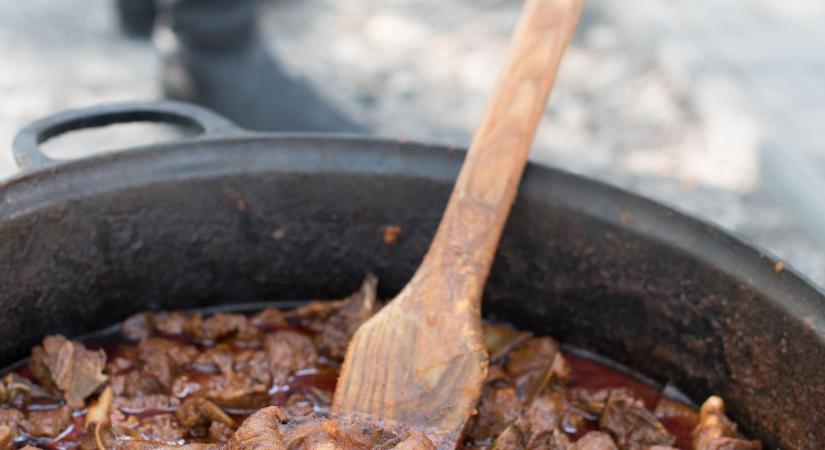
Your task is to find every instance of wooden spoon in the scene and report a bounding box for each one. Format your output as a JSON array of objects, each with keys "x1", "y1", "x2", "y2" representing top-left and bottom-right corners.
[{"x1": 332, "y1": 0, "x2": 584, "y2": 448}]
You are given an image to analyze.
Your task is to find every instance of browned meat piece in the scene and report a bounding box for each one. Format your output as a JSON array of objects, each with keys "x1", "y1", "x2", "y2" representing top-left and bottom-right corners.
[
  {"x1": 279, "y1": 414, "x2": 435, "y2": 449},
  {"x1": 200, "y1": 373, "x2": 269, "y2": 410},
  {"x1": 111, "y1": 369, "x2": 167, "y2": 397},
  {"x1": 506, "y1": 337, "x2": 566, "y2": 401},
  {"x1": 692, "y1": 397, "x2": 761, "y2": 450},
  {"x1": 483, "y1": 324, "x2": 532, "y2": 362},
  {"x1": 599, "y1": 390, "x2": 675, "y2": 450},
  {"x1": 138, "y1": 337, "x2": 199, "y2": 389},
  {"x1": 224, "y1": 406, "x2": 287, "y2": 450},
  {"x1": 176, "y1": 398, "x2": 234, "y2": 439},
  {"x1": 108, "y1": 356, "x2": 136, "y2": 375},
  {"x1": 524, "y1": 390, "x2": 568, "y2": 437},
  {"x1": 233, "y1": 350, "x2": 271, "y2": 387},
  {"x1": 223, "y1": 406, "x2": 435, "y2": 450},
  {"x1": 249, "y1": 307, "x2": 288, "y2": 330},
  {"x1": 21, "y1": 405, "x2": 72, "y2": 438},
  {"x1": 194, "y1": 344, "x2": 236, "y2": 375},
  {"x1": 187, "y1": 313, "x2": 260, "y2": 345},
  {"x1": 114, "y1": 394, "x2": 181, "y2": 415},
  {"x1": 315, "y1": 275, "x2": 381, "y2": 359},
  {"x1": 123, "y1": 312, "x2": 155, "y2": 340},
  {"x1": 489, "y1": 390, "x2": 569, "y2": 450},
  {"x1": 264, "y1": 331, "x2": 317, "y2": 385},
  {"x1": 153, "y1": 311, "x2": 190, "y2": 335},
  {"x1": 570, "y1": 387, "x2": 622, "y2": 415},
  {"x1": 0, "y1": 407, "x2": 25, "y2": 432},
  {"x1": 490, "y1": 422, "x2": 528, "y2": 450},
  {"x1": 527, "y1": 428, "x2": 572, "y2": 449},
  {"x1": 134, "y1": 413, "x2": 183, "y2": 442},
  {"x1": 0, "y1": 373, "x2": 59, "y2": 408},
  {"x1": 493, "y1": 422, "x2": 571, "y2": 450},
  {"x1": 210, "y1": 421, "x2": 235, "y2": 443},
  {"x1": 32, "y1": 336, "x2": 108, "y2": 408},
  {"x1": 283, "y1": 301, "x2": 344, "y2": 324},
  {"x1": 28, "y1": 347, "x2": 54, "y2": 390},
  {"x1": 465, "y1": 383, "x2": 521, "y2": 441},
  {"x1": 171, "y1": 375, "x2": 204, "y2": 399},
  {"x1": 574, "y1": 432, "x2": 618, "y2": 450}
]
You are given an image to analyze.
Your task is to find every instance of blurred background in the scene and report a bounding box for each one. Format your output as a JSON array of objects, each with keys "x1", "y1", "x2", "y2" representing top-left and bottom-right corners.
[{"x1": 1, "y1": 0, "x2": 823, "y2": 286}]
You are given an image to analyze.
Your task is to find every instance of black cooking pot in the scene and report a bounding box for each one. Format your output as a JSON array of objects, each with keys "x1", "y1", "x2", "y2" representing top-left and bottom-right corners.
[{"x1": 1, "y1": 101, "x2": 822, "y2": 449}]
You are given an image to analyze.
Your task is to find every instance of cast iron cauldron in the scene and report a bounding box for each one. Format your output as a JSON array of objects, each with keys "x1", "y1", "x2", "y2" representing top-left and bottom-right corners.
[{"x1": 1, "y1": 101, "x2": 823, "y2": 449}]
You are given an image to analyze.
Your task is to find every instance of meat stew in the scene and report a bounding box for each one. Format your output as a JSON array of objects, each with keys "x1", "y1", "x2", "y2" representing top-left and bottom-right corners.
[{"x1": 0, "y1": 277, "x2": 761, "y2": 450}]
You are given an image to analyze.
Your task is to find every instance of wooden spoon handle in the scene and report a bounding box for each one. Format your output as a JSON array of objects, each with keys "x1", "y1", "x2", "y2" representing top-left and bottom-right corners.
[{"x1": 421, "y1": 0, "x2": 584, "y2": 301}]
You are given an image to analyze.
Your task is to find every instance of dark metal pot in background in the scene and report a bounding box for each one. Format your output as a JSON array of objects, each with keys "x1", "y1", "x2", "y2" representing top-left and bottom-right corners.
[{"x1": 1, "y1": 102, "x2": 822, "y2": 449}]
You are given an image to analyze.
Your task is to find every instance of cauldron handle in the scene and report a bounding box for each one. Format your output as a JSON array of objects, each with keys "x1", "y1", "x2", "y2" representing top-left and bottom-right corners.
[{"x1": 12, "y1": 100, "x2": 240, "y2": 171}]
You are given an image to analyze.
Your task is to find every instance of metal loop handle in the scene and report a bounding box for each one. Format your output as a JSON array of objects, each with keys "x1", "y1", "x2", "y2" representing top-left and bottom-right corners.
[{"x1": 12, "y1": 100, "x2": 240, "y2": 171}]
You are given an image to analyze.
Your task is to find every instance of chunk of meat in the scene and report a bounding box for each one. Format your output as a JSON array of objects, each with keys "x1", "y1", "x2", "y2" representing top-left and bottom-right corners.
[
  {"x1": 233, "y1": 350, "x2": 271, "y2": 387},
  {"x1": 483, "y1": 324, "x2": 532, "y2": 362},
  {"x1": 0, "y1": 407, "x2": 25, "y2": 434},
  {"x1": 0, "y1": 373, "x2": 59, "y2": 408},
  {"x1": 138, "y1": 338, "x2": 199, "y2": 389},
  {"x1": 153, "y1": 311, "x2": 190, "y2": 336},
  {"x1": 112, "y1": 369, "x2": 167, "y2": 397},
  {"x1": 249, "y1": 308, "x2": 288, "y2": 330},
  {"x1": 122, "y1": 312, "x2": 155, "y2": 340},
  {"x1": 465, "y1": 383, "x2": 521, "y2": 441},
  {"x1": 278, "y1": 414, "x2": 435, "y2": 449},
  {"x1": 315, "y1": 275, "x2": 381, "y2": 359},
  {"x1": 209, "y1": 421, "x2": 234, "y2": 443},
  {"x1": 490, "y1": 422, "x2": 528, "y2": 450},
  {"x1": 134, "y1": 413, "x2": 183, "y2": 442},
  {"x1": 575, "y1": 432, "x2": 618, "y2": 450},
  {"x1": 32, "y1": 336, "x2": 108, "y2": 408},
  {"x1": 224, "y1": 406, "x2": 287, "y2": 450},
  {"x1": 570, "y1": 387, "x2": 633, "y2": 417},
  {"x1": 526, "y1": 428, "x2": 572, "y2": 449},
  {"x1": 193, "y1": 344, "x2": 235, "y2": 375},
  {"x1": 524, "y1": 390, "x2": 568, "y2": 437},
  {"x1": 489, "y1": 390, "x2": 569, "y2": 450},
  {"x1": 692, "y1": 397, "x2": 761, "y2": 450},
  {"x1": 21, "y1": 405, "x2": 72, "y2": 438},
  {"x1": 282, "y1": 301, "x2": 343, "y2": 324},
  {"x1": 263, "y1": 331, "x2": 317, "y2": 385},
  {"x1": 200, "y1": 373, "x2": 269, "y2": 410},
  {"x1": 506, "y1": 337, "x2": 566, "y2": 401},
  {"x1": 176, "y1": 398, "x2": 234, "y2": 439},
  {"x1": 187, "y1": 314, "x2": 259, "y2": 345},
  {"x1": 599, "y1": 390, "x2": 675, "y2": 450}
]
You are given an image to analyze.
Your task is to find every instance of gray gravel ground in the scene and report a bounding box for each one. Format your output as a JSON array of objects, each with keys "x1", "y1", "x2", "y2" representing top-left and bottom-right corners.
[{"x1": 1, "y1": 0, "x2": 823, "y2": 287}]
